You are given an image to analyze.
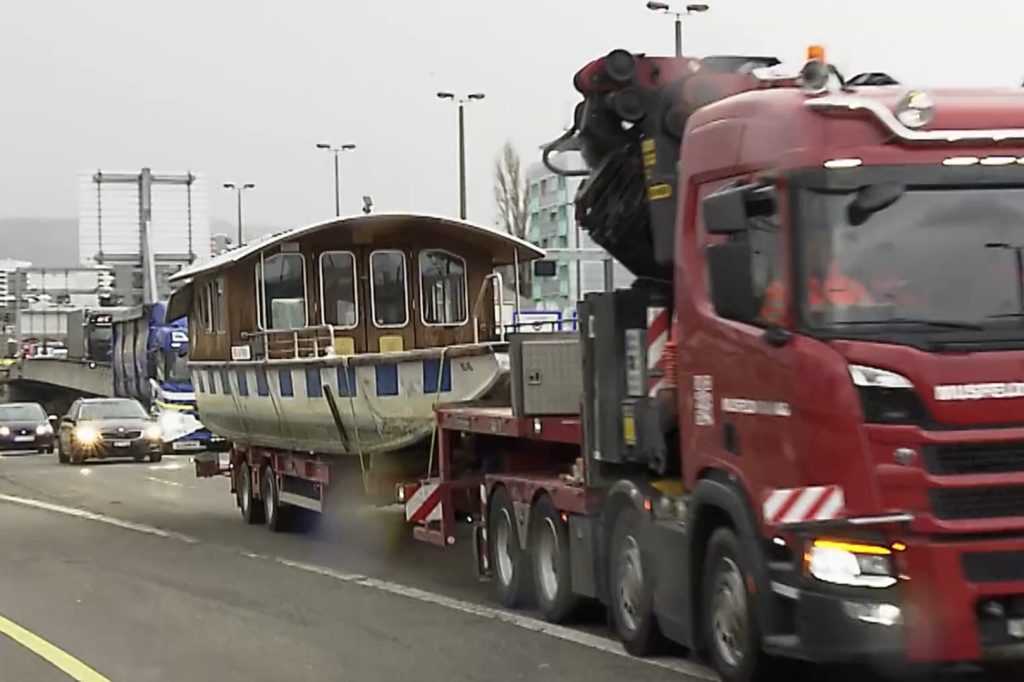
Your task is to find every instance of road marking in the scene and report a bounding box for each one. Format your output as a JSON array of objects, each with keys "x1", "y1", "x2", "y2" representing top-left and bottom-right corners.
[
  {"x1": 145, "y1": 476, "x2": 183, "y2": 488},
  {"x1": 0, "y1": 611, "x2": 111, "y2": 681},
  {"x1": 0, "y1": 494, "x2": 199, "y2": 544},
  {"x1": 274, "y1": 557, "x2": 717, "y2": 680}
]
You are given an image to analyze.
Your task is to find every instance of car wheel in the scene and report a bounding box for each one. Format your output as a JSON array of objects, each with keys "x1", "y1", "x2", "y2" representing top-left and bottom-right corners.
[
  {"x1": 149, "y1": 452, "x2": 162, "y2": 463},
  {"x1": 56, "y1": 439, "x2": 69, "y2": 464}
]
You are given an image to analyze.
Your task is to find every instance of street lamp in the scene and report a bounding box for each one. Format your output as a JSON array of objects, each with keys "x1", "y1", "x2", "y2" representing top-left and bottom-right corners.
[
  {"x1": 645, "y1": 1, "x2": 709, "y2": 57},
  {"x1": 222, "y1": 182, "x2": 255, "y2": 247},
  {"x1": 437, "y1": 91, "x2": 486, "y2": 220},
  {"x1": 315, "y1": 142, "x2": 357, "y2": 217}
]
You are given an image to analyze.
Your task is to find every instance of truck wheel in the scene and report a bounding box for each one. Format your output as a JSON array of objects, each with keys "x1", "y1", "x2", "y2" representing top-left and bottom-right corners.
[
  {"x1": 487, "y1": 486, "x2": 532, "y2": 608},
  {"x1": 702, "y1": 527, "x2": 770, "y2": 682},
  {"x1": 237, "y1": 461, "x2": 264, "y2": 524},
  {"x1": 609, "y1": 506, "x2": 664, "y2": 655},
  {"x1": 530, "y1": 496, "x2": 578, "y2": 622},
  {"x1": 261, "y1": 465, "x2": 289, "y2": 532}
]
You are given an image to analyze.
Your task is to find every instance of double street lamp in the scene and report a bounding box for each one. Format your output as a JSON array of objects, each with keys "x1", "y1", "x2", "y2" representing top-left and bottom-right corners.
[
  {"x1": 645, "y1": 1, "x2": 709, "y2": 57},
  {"x1": 437, "y1": 91, "x2": 485, "y2": 220},
  {"x1": 222, "y1": 182, "x2": 255, "y2": 247},
  {"x1": 315, "y1": 142, "x2": 357, "y2": 216}
]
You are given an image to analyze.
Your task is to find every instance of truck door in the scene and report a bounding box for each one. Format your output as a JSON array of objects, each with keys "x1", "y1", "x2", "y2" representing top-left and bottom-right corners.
[
  {"x1": 364, "y1": 247, "x2": 415, "y2": 353},
  {"x1": 687, "y1": 181, "x2": 799, "y2": 499}
]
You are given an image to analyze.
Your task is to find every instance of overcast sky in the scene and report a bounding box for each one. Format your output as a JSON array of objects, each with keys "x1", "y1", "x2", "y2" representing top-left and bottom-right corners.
[{"x1": 2, "y1": 0, "x2": 1023, "y2": 233}]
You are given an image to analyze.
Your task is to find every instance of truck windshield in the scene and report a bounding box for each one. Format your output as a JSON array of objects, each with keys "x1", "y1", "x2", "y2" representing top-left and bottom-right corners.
[
  {"x1": 164, "y1": 351, "x2": 191, "y2": 383},
  {"x1": 798, "y1": 186, "x2": 1024, "y2": 331}
]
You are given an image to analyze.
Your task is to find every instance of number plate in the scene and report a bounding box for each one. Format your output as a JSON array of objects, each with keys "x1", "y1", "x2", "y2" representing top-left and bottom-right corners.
[
  {"x1": 1009, "y1": 618, "x2": 1024, "y2": 639},
  {"x1": 172, "y1": 440, "x2": 202, "y2": 451},
  {"x1": 113, "y1": 440, "x2": 131, "y2": 448},
  {"x1": 13, "y1": 435, "x2": 34, "y2": 443}
]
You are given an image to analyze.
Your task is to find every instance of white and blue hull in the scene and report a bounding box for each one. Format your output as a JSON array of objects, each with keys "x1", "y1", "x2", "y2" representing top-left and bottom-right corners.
[{"x1": 190, "y1": 346, "x2": 507, "y2": 456}]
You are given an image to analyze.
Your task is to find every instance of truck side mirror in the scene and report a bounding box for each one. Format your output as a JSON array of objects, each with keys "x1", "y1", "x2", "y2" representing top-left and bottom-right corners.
[
  {"x1": 703, "y1": 183, "x2": 776, "y2": 235},
  {"x1": 707, "y1": 242, "x2": 758, "y2": 322}
]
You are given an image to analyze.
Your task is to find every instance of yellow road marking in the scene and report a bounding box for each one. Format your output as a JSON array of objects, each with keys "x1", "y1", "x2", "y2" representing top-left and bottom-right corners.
[{"x1": 0, "y1": 612, "x2": 111, "y2": 681}]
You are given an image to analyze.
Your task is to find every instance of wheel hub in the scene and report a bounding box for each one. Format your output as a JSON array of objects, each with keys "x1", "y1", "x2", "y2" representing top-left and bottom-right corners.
[
  {"x1": 494, "y1": 509, "x2": 514, "y2": 586},
  {"x1": 711, "y1": 557, "x2": 748, "y2": 668},
  {"x1": 617, "y1": 536, "x2": 643, "y2": 632},
  {"x1": 537, "y1": 518, "x2": 560, "y2": 601}
]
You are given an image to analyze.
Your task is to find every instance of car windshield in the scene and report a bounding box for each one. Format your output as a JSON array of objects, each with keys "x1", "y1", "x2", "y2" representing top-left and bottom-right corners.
[
  {"x1": 0, "y1": 404, "x2": 46, "y2": 421},
  {"x1": 79, "y1": 401, "x2": 148, "y2": 420},
  {"x1": 798, "y1": 185, "x2": 1024, "y2": 330}
]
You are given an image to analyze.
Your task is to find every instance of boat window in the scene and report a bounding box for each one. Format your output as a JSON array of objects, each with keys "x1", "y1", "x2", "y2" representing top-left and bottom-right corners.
[
  {"x1": 370, "y1": 250, "x2": 408, "y2": 328},
  {"x1": 197, "y1": 285, "x2": 212, "y2": 333},
  {"x1": 320, "y1": 251, "x2": 358, "y2": 329},
  {"x1": 257, "y1": 252, "x2": 307, "y2": 330},
  {"x1": 419, "y1": 249, "x2": 468, "y2": 326},
  {"x1": 212, "y1": 277, "x2": 227, "y2": 333}
]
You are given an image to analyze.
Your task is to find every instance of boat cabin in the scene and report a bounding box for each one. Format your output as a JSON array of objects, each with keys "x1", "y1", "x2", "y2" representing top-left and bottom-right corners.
[{"x1": 165, "y1": 214, "x2": 543, "y2": 362}]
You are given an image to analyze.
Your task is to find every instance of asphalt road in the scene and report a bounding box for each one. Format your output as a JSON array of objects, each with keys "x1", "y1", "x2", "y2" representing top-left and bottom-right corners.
[{"x1": 0, "y1": 450, "x2": 1020, "y2": 682}]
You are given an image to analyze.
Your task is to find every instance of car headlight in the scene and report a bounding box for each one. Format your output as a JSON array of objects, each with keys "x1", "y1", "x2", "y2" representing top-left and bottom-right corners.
[
  {"x1": 144, "y1": 423, "x2": 162, "y2": 441},
  {"x1": 0, "y1": 426, "x2": 9, "y2": 437},
  {"x1": 36, "y1": 424, "x2": 52, "y2": 436},
  {"x1": 74, "y1": 425, "x2": 99, "y2": 444},
  {"x1": 805, "y1": 539, "x2": 897, "y2": 588},
  {"x1": 848, "y1": 364, "x2": 927, "y2": 424}
]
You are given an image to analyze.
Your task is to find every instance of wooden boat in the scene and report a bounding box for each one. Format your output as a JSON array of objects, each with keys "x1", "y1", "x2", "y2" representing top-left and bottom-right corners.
[{"x1": 165, "y1": 213, "x2": 542, "y2": 461}]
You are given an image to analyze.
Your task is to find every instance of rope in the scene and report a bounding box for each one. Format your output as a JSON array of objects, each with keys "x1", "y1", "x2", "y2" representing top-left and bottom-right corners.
[
  {"x1": 341, "y1": 357, "x2": 369, "y2": 493},
  {"x1": 425, "y1": 347, "x2": 449, "y2": 480}
]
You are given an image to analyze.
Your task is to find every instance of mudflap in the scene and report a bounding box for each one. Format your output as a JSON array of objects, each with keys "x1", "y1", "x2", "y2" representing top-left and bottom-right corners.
[{"x1": 193, "y1": 451, "x2": 223, "y2": 478}]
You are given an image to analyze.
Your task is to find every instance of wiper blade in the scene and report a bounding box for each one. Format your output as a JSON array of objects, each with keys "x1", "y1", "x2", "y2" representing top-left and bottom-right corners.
[
  {"x1": 986, "y1": 313, "x2": 1024, "y2": 319},
  {"x1": 833, "y1": 318, "x2": 984, "y2": 331}
]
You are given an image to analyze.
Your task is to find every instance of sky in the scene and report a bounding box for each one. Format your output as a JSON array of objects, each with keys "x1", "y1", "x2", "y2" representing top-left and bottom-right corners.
[{"x1": 2, "y1": 0, "x2": 1024, "y2": 235}]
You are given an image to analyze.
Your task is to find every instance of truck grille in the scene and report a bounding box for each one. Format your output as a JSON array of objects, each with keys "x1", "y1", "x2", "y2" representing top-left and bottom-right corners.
[
  {"x1": 101, "y1": 430, "x2": 141, "y2": 439},
  {"x1": 963, "y1": 551, "x2": 1024, "y2": 583},
  {"x1": 930, "y1": 486, "x2": 1024, "y2": 520},
  {"x1": 925, "y1": 441, "x2": 1024, "y2": 475}
]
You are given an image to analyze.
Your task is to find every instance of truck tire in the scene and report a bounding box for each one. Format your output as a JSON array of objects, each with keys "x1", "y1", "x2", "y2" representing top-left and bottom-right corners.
[
  {"x1": 608, "y1": 506, "x2": 664, "y2": 655},
  {"x1": 261, "y1": 465, "x2": 289, "y2": 532},
  {"x1": 488, "y1": 486, "x2": 532, "y2": 608},
  {"x1": 530, "y1": 496, "x2": 578, "y2": 623},
  {"x1": 237, "y1": 460, "x2": 264, "y2": 525},
  {"x1": 702, "y1": 527, "x2": 771, "y2": 682}
]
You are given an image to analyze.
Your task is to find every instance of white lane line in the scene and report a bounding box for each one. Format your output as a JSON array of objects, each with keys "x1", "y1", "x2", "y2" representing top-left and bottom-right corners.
[
  {"x1": 145, "y1": 476, "x2": 183, "y2": 488},
  {"x1": 0, "y1": 494, "x2": 199, "y2": 545},
  {"x1": 274, "y1": 557, "x2": 717, "y2": 680}
]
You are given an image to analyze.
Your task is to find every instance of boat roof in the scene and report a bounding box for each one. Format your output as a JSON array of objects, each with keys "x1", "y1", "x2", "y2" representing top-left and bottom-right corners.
[{"x1": 168, "y1": 212, "x2": 545, "y2": 285}]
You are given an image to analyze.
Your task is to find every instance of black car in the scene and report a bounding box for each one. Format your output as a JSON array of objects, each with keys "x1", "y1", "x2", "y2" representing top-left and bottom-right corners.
[
  {"x1": 56, "y1": 398, "x2": 163, "y2": 464},
  {"x1": 0, "y1": 402, "x2": 56, "y2": 453}
]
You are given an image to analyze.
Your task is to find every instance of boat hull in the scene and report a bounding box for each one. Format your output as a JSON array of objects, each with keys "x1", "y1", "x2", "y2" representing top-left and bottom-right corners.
[{"x1": 191, "y1": 345, "x2": 507, "y2": 456}]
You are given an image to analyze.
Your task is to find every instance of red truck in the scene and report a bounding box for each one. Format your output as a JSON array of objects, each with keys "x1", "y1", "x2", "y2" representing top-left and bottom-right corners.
[{"x1": 402, "y1": 47, "x2": 1024, "y2": 681}]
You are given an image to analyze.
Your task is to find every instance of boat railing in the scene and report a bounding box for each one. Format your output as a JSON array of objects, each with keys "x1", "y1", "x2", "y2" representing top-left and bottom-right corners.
[
  {"x1": 242, "y1": 325, "x2": 338, "y2": 361},
  {"x1": 471, "y1": 272, "x2": 506, "y2": 344}
]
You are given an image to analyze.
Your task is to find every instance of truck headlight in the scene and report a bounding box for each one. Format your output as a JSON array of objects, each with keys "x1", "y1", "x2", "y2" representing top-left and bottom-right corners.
[
  {"x1": 805, "y1": 539, "x2": 897, "y2": 589},
  {"x1": 848, "y1": 364, "x2": 927, "y2": 424},
  {"x1": 74, "y1": 425, "x2": 99, "y2": 444},
  {"x1": 144, "y1": 424, "x2": 162, "y2": 441}
]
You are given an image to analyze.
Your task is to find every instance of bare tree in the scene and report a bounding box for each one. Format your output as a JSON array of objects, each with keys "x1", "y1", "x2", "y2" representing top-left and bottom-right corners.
[{"x1": 494, "y1": 141, "x2": 530, "y2": 295}]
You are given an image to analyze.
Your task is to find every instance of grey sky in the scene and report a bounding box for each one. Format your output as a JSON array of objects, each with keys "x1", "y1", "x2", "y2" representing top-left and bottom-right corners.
[{"x1": 2, "y1": 0, "x2": 1021, "y2": 232}]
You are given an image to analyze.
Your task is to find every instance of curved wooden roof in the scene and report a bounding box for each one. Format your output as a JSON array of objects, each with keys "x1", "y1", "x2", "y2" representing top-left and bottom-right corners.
[{"x1": 169, "y1": 212, "x2": 544, "y2": 285}]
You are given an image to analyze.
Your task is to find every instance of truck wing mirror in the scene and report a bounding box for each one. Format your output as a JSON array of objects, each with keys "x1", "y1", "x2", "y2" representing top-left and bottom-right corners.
[
  {"x1": 703, "y1": 183, "x2": 776, "y2": 235},
  {"x1": 533, "y1": 260, "x2": 558, "y2": 278},
  {"x1": 707, "y1": 242, "x2": 758, "y2": 322}
]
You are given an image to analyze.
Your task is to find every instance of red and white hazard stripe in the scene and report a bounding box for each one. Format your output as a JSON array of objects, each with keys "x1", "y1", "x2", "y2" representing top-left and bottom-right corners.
[
  {"x1": 762, "y1": 486, "x2": 845, "y2": 526},
  {"x1": 647, "y1": 306, "x2": 670, "y2": 397},
  {"x1": 405, "y1": 482, "x2": 443, "y2": 523}
]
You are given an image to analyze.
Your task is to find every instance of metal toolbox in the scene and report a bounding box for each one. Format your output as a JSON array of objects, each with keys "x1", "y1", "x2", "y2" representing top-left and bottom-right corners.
[{"x1": 509, "y1": 332, "x2": 583, "y2": 417}]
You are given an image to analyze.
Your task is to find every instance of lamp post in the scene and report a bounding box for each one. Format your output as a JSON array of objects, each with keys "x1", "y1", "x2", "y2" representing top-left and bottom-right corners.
[
  {"x1": 222, "y1": 182, "x2": 255, "y2": 247},
  {"x1": 315, "y1": 142, "x2": 357, "y2": 216},
  {"x1": 437, "y1": 91, "x2": 485, "y2": 220},
  {"x1": 645, "y1": 1, "x2": 709, "y2": 56}
]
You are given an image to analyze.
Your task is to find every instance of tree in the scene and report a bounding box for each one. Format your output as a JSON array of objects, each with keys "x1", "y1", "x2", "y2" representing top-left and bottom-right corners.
[{"x1": 493, "y1": 141, "x2": 531, "y2": 296}]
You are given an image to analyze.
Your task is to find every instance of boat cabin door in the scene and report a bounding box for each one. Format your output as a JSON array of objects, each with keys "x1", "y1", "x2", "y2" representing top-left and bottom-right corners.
[{"x1": 364, "y1": 248, "x2": 415, "y2": 353}]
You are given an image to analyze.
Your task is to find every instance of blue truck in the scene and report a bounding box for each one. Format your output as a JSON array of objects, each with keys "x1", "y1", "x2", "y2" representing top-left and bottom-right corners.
[{"x1": 110, "y1": 302, "x2": 225, "y2": 453}]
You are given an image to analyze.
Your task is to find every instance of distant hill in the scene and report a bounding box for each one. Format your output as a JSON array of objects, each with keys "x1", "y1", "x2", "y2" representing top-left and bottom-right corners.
[{"x1": 0, "y1": 217, "x2": 276, "y2": 269}]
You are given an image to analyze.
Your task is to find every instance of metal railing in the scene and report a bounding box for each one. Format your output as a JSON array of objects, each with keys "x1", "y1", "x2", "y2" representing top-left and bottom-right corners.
[{"x1": 242, "y1": 324, "x2": 337, "y2": 360}]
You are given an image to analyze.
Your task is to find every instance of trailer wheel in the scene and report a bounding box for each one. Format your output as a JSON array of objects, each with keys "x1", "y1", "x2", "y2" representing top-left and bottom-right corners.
[
  {"x1": 702, "y1": 527, "x2": 769, "y2": 682},
  {"x1": 237, "y1": 460, "x2": 264, "y2": 524},
  {"x1": 261, "y1": 465, "x2": 289, "y2": 532},
  {"x1": 609, "y1": 507, "x2": 664, "y2": 656},
  {"x1": 488, "y1": 486, "x2": 532, "y2": 608},
  {"x1": 530, "y1": 496, "x2": 578, "y2": 623}
]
